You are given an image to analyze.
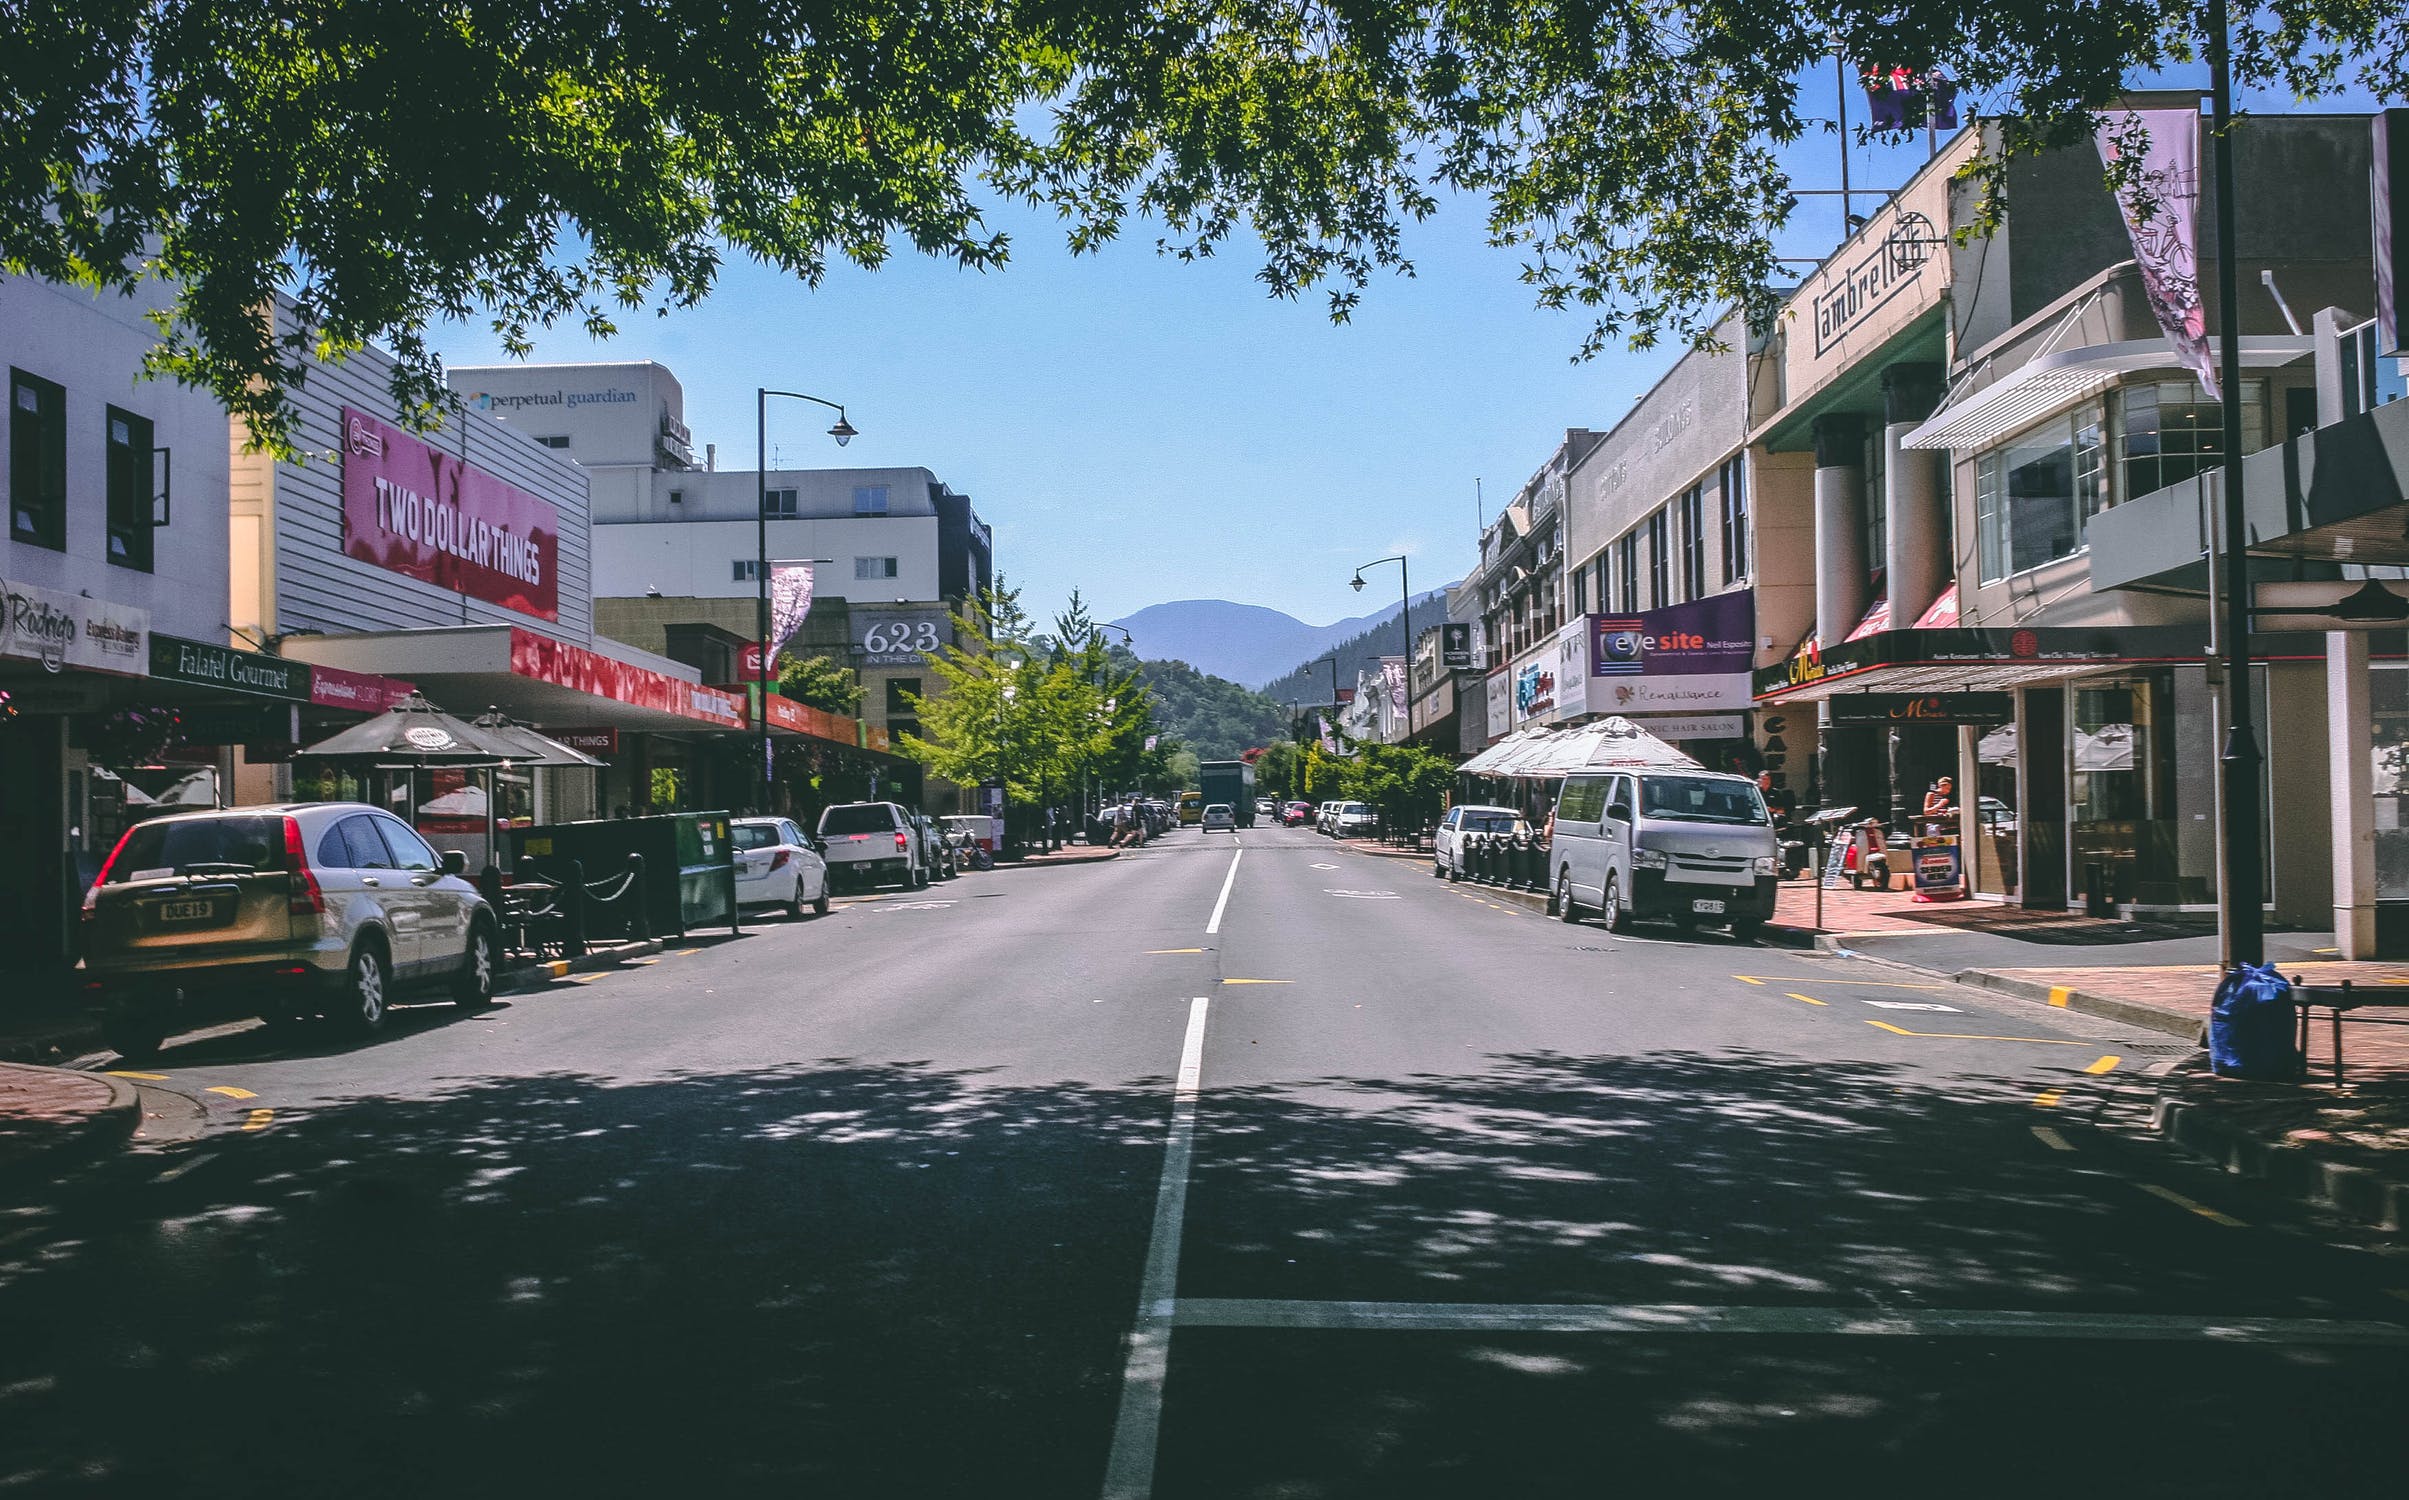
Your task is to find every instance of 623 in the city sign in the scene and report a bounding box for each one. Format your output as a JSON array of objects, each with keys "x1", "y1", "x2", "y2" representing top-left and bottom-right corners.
[{"x1": 852, "y1": 608, "x2": 952, "y2": 667}]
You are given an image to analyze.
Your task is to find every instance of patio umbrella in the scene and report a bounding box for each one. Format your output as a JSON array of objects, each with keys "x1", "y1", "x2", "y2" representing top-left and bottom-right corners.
[
  {"x1": 469, "y1": 710, "x2": 605, "y2": 768},
  {"x1": 293, "y1": 693, "x2": 519, "y2": 767}
]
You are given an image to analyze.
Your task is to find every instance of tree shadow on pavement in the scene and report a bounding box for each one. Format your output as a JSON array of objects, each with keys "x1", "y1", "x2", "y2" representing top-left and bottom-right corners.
[{"x1": 0, "y1": 1050, "x2": 2397, "y2": 1497}]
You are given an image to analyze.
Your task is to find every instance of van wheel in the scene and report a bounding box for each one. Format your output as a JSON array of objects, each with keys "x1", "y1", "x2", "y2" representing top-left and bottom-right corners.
[
  {"x1": 340, "y1": 940, "x2": 391, "y2": 1036},
  {"x1": 1601, "y1": 875, "x2": 1632, "y2": 934},
  {"x1": 1556, "y1": 871, "x2": 1583, "y2": 924}
]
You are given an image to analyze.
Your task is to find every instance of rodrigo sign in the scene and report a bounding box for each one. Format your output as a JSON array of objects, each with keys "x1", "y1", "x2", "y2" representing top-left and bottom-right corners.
[
  {"x1": 339, "y1": 407, "x2": 561, "y2": 620},
  {"x1": 1589, "y1": 592, "x2": 1756, "y2": 713}
]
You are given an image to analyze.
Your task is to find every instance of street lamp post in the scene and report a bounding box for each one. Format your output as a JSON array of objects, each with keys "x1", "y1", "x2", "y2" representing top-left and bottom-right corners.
[
  {"x1": 755, "y1": 389, "x2": 857, "y2": 814},
  {"x1": 1351, "y1": 555, "x2": 1413, "y2": 739},
  {"x1": 1089, "y1": 624, "x2": 1134, "y2": 819}
]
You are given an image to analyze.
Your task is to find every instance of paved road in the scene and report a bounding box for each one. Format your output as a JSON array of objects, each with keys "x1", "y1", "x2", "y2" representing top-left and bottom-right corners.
[{"x1": 2, "y1": 823, "x2": 2403, "y2": 1495}]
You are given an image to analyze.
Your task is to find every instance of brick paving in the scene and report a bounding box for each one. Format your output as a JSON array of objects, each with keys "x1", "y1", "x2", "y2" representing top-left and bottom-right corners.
[
  {"x1": 1982, "y1": 961, "x2": 2409, "y2": 1081},
  {"x1": 0, "y1": 1062, "x2": 133, "y2": 1171}
]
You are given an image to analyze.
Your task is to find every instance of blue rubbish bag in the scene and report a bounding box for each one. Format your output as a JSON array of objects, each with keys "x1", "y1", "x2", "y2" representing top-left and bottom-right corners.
[{"x1": 2208, "y1": 961, "x2": 2301, "y2": 1080}]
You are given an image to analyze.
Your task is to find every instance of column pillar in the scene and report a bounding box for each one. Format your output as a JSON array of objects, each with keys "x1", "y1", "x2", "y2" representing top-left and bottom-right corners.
[
  {"x1": 2328, "y1": 629, "x2": 2376, "y2": 957},
  {"x1": 1812, "y1": 414, "x2": 1869, "y2": 645},
  {"x1": 1882, "y1": 362, "x2": 1948, "y2": 627}
]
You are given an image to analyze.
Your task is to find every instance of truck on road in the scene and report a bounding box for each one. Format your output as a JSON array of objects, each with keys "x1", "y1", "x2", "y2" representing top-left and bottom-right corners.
[{"x1": 1197, "y1": 760, "x2": 1257, "y2": 827}]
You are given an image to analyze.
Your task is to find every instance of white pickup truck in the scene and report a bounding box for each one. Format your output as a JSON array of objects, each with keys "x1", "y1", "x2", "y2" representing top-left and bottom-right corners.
[{"x1": 815, "y1": 801, "x2": 927, "y2": 889}]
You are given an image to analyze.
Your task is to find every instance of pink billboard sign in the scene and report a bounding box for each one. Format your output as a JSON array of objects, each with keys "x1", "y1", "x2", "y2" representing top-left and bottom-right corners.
[
  {"x1": 508, "y1": 629, "x2": 747, "y2": 729},
  {"x1": 307, "y1": 663, "x2": 417, "y2": 713},
  {"x1": 340, "y1": 407, "x2": 562, "y2": 620}
]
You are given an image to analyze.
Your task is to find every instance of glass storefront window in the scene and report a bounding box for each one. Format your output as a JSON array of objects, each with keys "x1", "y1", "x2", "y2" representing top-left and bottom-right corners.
[
  {"x1": 2370, "y1": 662, "x2": 2409, "y2": 901},
  {"x1": 2071, "y1": 672, "x2": 2182, "y2": 907},
  {"x1": 1972, "y1": 401, "x2": 2106, "y2": 581},
  {"x1": 1972, "y1": 721, "x2": 2019, "y2": 897},
  {"x1": 2118, "y1": 379, "x2": 2266, "y2": 500}
]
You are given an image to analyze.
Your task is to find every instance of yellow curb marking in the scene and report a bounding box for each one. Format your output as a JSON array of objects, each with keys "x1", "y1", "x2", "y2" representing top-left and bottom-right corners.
[
  {"x1": 1863, "y1": 1020, "x2": 2085, "y2": 1045},
  {"x1": 2048, "y1": 987, "x2": 2072, "y2": 1007},
  {"x1": 1221, "y1": 979, "x2": 1292, "y2": 985},
  {"x1": 2033, "y1": 1090, "x2": 2064, "y2": 1108},
  {"x1": 1784, "y1": 992, "x2": 1829, "y2": 1007},
  {"x1": 567, "y1": 972, "x2": 606, "y2": 984},
  {"x1": 106, "y1": 1070, "x2": 168, "y2": 1081},
  {"x1": 2084, "y1": 1055, "x2": 2122, "y2": 1076},
  {"x1": 242, "y1": 1109, "x2": 274, "y2": 1133},
  {"x1": 2032, "y1": 1126, "x2": 2077, "y2": 1152},
  {"x1": 545, "y1": 960, "x2": 570, "y2": 978},
  {"x1": 2137, "y1": 1182, "x2": 2246, "y2": 1228},
  {"x1": 1147, "y1": 948, "x2": 1207, "y2": 955},
  {"x1": 204, "y1": 1086, "x2": 256, "y2": 1101},
  {"x1": 1734, "y1": 975, "x2": 1948, "y2": 990},
  {"x1": 674, "y1": 948, "x2": 701, "y2": 957}
]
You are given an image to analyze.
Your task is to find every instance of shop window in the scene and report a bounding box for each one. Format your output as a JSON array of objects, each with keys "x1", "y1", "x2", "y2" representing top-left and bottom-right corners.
[
  {"x1": 105, "y1": 406, "x2": 154, "y2": 572},
  {"x1": 535, "y1": 435, "x2": 571, "y2": 449},
  {"x1": 853, "y1": 484, "x2": 889, "y2": 516},
  {"x1": 763, "y1": 487, "x2": 798, "y2": 518},
  {"x1": 733, "y1": 559, "x2": 763, "y2": 581},
  {"x1": 1719, "y1": 456, "x2": 1749, "y2": 583},
  {"x1": 1571, "y1": 564, "x2": 1588, "y2": 616},
  {"x1": 854, "y1": 555, "x2": 898, "y2": 581},
  {"x1": 2339, "y1": 321, "x2": 2406, "y2": 418},
  {"x1": 1644, "y1": 509, "x2": 1670, "y2": 608},
  {"x1": 1972, "y1": 401, "x2": 2106, "y2": 581},
  {"x1": 1677, "y1": 483, "x2": 1707, "y2": 600},
  {"x1": 9, "y1": 368, "x2": 66, "y2": 551},
  {"x1": 1864, "y1": 427, "x2": 1887, "y2": 576},
  {"x1": 2118, "y1": 380, "x2": 2264, "y2": 500},
  {"x1": 2370, "y1": 660, "x2": 2409, "y2": 902},
  {"x1": 1615, "y1": 534, "x2": 1639, "y2": 612}
]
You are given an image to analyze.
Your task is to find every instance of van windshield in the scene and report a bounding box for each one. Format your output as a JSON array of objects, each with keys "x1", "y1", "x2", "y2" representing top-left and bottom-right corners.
[
  {"x1": 819, "y1": 805, "x2": 896, "y2": 836},
  {"x1": 1638, "y1": 775, "x2": 1768, "y2": 825}
]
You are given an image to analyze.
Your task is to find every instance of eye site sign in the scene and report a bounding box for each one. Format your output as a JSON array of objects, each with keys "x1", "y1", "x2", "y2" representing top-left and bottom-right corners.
[{"x1": 339, "y1": 407, "x2": 562, "y2": 620}]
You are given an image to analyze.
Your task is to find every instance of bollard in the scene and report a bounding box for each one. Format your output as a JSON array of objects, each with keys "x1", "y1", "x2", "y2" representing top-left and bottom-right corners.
[
  {"x1": 561, "y1": 858, "x2": 588, "y2": 959},
  {"x1": 627, "y1": 853, "x2": 653, "y2": 942}
]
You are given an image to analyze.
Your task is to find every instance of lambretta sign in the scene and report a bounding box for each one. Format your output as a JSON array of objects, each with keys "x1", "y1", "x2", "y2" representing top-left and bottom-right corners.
[
  {"x1": 340, "y1": 407, "x2": 562, "y2": 621},
  {"x1": 0, "y1": 576, "x2": 149, "y2": 674}
]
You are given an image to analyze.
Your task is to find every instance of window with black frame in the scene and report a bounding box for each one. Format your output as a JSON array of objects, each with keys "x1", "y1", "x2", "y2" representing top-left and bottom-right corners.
[
  {"x1": 1719, "y1": 456, "x2": 1748, "y2": 583},
  {"x1": 1972, "y1": 400, "x2": 2106, "y2": 582},
  {"x1": 105, "y1": 406, "x2": 154, "y2": 572},
  {"x1": 2120, "y1": 380, "x2": 2265, "y2": 500},
  {"x1": 9, "y1": 368, "x2": 66, "y2": 550}
]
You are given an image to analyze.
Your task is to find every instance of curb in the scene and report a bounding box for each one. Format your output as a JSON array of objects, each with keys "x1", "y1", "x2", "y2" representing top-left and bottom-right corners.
[
  {"x1": 2154, "y1": 1091, "x2": 2407, "y2": 1233},
  {"x1": 989, "y1": 849, "x2": 1121, "y2": 870},
  {"x1": 0, "y1": 1065, "x2": 139, "y2": 1180},
  {"x1": 1, "y1": 1017, "x2": 102, "y2": 1067},
  {"x1": 1335, "y1": 840, "x2": 1433, "y2": 862},
  {"x1": 497, "y1": 938, "x2": 667, "y2": 995},
  {"x1": 1941, "y1": 967, "x2": 2206, "y2": 1043}
]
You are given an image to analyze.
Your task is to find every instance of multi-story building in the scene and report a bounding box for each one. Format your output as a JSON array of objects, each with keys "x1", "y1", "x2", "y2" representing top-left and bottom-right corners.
[{"x1": 1470, "y1": 433, "x2": 1596, "y2": 744}]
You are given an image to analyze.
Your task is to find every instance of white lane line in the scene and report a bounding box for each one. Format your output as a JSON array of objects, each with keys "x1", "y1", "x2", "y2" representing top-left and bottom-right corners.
[
  {"x1": 1168, "y1": 1299, "x2": 2409, "y2": 1345},
  {"x1": 1100, "y1": 996, "x2": 1212, "y2": 1500},
  {"x1": 1204, "y1": 846, "x2": 1243, "y2": 935}
]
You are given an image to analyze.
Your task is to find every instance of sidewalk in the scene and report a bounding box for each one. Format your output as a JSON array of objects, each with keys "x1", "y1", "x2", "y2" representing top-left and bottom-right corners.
[{"x1": 0, "y1": 1062, "x2": 137, "y2": 1177}]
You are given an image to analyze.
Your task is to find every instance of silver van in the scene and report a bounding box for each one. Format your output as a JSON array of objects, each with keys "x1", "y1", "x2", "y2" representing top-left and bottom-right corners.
[{"x1": 1547, "y1": 769, "x2": 1780, "y2": 937}]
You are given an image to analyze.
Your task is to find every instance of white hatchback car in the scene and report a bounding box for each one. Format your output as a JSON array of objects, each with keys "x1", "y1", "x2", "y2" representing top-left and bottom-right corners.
[
  {"x1": 1432, "y1": 804, "x2": 1526, "y2": 880},
  {"x1": 1202, "y1": 803, "x2": 1235, "y2": 831},
  {"x1": 732, "y1": 817, "x2": 831, "y2": 918}
]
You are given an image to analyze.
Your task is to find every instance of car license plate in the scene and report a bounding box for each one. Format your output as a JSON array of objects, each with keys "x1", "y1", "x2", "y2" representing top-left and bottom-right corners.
[
  {"x1": 159, "y1": 899, "x2": 217, "y2": 922},
  {"x1": 1691, "y1": 898, "x2": 1726, "y2": 915}
]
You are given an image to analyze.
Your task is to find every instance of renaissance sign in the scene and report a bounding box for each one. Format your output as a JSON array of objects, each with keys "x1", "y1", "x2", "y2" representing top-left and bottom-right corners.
[{"x1": 340, "y1": 407, "x2": 562, "y2": 620}]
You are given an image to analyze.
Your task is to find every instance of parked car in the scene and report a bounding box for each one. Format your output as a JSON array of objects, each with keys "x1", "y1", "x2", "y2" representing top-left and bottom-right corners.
[
  {"x1": 1281, "y1": 801, "x2": 1311, "y2": 826},
  {"x1": 732, "y1": 816, "x2": 831, "y2": 918},
  {"x1": 1177, "y1": 792, "x2": 1203, "y2": 826},
  {"x1": 1254, "y1": 797, "x2": 1277, "y2": 822},
  {"x1": 816, "y1": 801, "x2": 928, "y2": 889},
  {"x1": 909, "y1": 813, "x2": 957, "y2": 879},
  {"x1": 1202, "y1": 803, "x2": 1235, "y2": 831},
  {"x1": 79, "y1": 803, "x2": 498, "y2": 1059},
  {"x1": 1432, "y1": 804, "x2": 1525, "y2": 880},
  {"x1": 1330, "y1": 802, "x2": 1378, "y2": 838},
  {"x1": 1547, "y1": 769, "x2": 1779, "y2": 937}
]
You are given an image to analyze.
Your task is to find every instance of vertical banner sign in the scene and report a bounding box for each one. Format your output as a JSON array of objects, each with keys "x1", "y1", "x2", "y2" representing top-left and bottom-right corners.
[
  {"x1": 339, "y1": 408, "x2": 562, "y2": 619},
  {"x1": 1441, "y1": 622, "x2": 1473, "y2": 670},
  {"x1": 769, "y1": 562, "x2": 816, "y2": 662},
  {"x1": 2097, "y1": 109, "x2": 2216, "y2": 398},
  {"x1": 1382, "y1": 658, "x2": 1407, "y2": 718},
  {"x1": 2377, "y1": 110, "x2": 2407, "y2": 356}
]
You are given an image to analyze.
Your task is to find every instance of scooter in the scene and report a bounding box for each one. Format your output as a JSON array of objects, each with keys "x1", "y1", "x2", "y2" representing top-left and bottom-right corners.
[{"x1": 1784, "y1": 805, "x2": 1859, "y2": 880}]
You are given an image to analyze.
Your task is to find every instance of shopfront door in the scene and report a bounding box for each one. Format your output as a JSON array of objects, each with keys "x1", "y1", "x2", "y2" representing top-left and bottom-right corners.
[{"x1": 2022, "y1": 687, "x2": 2067, "y2": 909}]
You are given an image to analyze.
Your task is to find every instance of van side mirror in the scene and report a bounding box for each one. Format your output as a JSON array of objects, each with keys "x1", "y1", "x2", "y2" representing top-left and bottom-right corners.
[
  {"x1": 441, "y1": 850, "x2": 468, "y2": 876},
  {"x1": 1606, "y1": 803, "x2": 1632, "y2": 824}
]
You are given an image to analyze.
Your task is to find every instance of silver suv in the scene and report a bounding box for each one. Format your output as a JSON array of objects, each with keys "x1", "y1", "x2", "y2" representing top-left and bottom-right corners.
[
  {"x1": 80, "y1": 803, "x2": 497, "y2": 1059},
  {"x1": 815, "y1": 801, "x2": 928, "y2": 890}
]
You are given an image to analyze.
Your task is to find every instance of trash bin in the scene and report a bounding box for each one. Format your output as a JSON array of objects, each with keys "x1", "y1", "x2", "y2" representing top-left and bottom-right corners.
[
  {"x1": 2208, "y1": 962, "x2": 2302, "y2": 1080},
  {"x1": 510, "y1": 811, "x2": 737, "y2": 938}
]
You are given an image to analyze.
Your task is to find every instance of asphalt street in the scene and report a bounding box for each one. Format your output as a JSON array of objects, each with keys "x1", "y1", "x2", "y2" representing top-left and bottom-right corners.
[{"x1": 2, "y1": 823, "x2": 2404, "y2": 1496}]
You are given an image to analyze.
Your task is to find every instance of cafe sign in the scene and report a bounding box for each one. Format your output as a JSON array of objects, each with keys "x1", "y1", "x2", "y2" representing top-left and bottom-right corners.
[
  {"x1": 0, "y1": 576, "x2": 149, "y2": 675},
  {"x1": 150, "y1": 634, "x2": 310, "y2": 701}
]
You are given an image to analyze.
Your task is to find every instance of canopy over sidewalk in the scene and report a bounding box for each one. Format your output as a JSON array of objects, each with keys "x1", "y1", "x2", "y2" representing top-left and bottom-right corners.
[{"x1": 1459, "y1": 717, "x2": 1702, "y2": 779}]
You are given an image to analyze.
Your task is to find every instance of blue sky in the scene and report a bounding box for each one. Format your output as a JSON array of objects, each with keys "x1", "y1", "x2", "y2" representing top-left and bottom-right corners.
[{"x1": 431, "y1": 65, "x2": 2373, "y2": 634}]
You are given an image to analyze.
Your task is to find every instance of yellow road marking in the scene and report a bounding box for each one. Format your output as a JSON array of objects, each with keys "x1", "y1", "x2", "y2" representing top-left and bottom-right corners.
[
  {"x1": 2034, "y1": 1090, "x2": 2064, "y2": 1107},
  {"x1": 2137, "y1": 1182, "x2": 2246, "y2": 1228},
  {"x1": 1147, "y1": 948, "x2": 1207, "y2": 955},
  {"x1": 675, "y1": 948, "x2": 700, "y2": 956},
  {"x1": 1862, "y1": 1020, "x2": 2085, "y2": 1045},
  {"x1": 2084, "y1": 1055, "x2": 2122, "y2": 1075},
  {"x1": 242, "y1": 1109, "x2": 273, "y2": 1133},
  {"x1": 1221, "y1": 978, "x2": 1292, "y2": 985},
  {"x1": 567, "y1": 972, "x2": 606, "y2": 984},
  {"x1": 106, "y1": 1070, "x2": 168, "y2": 1081},
  {"x1": 1784, "y1": 992, "x2": 1828, "y2": 1007},
  {"x1": 2031, "y1": 1126, "x2": 2077, "y2": 1152},
  {"x1": 1733, "y1": 975, "x2": 1947, "y2": 990},
  {"x1": 625, "y1": 957, "x2": 660, "y2": 966},
  {"x1": 2048, "y1": 986, "x2": 2072, "y2": 1007},
  {"x1": 204, "y1": 1086, "x2": 256, "y2": 1101}
]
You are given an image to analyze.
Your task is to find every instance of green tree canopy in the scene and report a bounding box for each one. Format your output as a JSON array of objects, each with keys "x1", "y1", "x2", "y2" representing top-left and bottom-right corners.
[
  {"x1": 777, "y1": 653, "x2": 864, "y2": 716},
  {"x1": 10, "y1": 2, "x2": 2398, "y2": 446}
]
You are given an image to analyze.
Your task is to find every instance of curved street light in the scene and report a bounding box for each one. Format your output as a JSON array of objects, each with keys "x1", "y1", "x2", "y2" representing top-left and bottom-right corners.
[
  {"x1": 1350, "y1": 554, "x2": 1413, "y2": 738},
  {"x1": 756, "y1": 388, "x2": 857, "y2": 813}
]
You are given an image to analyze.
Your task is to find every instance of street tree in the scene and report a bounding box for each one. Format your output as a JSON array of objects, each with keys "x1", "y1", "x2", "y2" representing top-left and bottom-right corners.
[
  {"x1": 777, "y1": 653, "x2": 864, "y2": 716},
  {"x1": 11, "y1": 3, "x2": 2400, "y2": 448}
]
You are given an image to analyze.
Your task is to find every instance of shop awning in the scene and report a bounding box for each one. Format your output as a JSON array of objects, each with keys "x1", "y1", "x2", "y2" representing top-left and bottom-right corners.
[
  {"x1": 1902, "y1": 336, "x2": 2312, "y2": 451},
  {"x1": 286, "y1": 626, "x2": 746, "y2": 735},
  {"x1": 1754, "y1": 623, "x2": 2219, "y2": 704},
  {"x1": 1459, "y1": 717, "x2": 1700, "y2": 778}
]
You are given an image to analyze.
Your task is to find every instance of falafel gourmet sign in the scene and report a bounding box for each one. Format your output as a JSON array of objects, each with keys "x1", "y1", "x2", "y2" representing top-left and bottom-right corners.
[{"x1": 339, "y1": 407, "x2": 561, "y2": 621}]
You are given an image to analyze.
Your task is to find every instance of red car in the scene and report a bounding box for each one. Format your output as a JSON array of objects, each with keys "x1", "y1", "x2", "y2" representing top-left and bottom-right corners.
[{"x1": 1281, "y1": 801, "x2": 1312, "y2": 826}]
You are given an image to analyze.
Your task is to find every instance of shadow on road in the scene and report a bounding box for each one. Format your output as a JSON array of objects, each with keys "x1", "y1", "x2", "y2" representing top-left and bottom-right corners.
[{"x1": 0, "y1": 1050, "x2": 2397, "y2": 1495}]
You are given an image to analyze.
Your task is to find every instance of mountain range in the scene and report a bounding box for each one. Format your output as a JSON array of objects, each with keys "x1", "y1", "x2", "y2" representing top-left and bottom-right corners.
[{"x1": 1110, "y1": 585, "x2": 1457, "y2": 691}]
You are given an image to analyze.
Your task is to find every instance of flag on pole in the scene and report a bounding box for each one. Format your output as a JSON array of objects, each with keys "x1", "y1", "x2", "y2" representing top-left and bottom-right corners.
[{"x1": 2098, "y1": 109, "x2": 2216, "y2": 398}]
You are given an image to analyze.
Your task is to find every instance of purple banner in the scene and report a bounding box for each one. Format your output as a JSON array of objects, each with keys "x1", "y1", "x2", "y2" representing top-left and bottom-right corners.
[
  {"x1": 1588, "y1": 594, "x2": 1756, "y2": 714},
  {"x1": 2097, "y1": 109, "x2": 2216, "y2": 399}
]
